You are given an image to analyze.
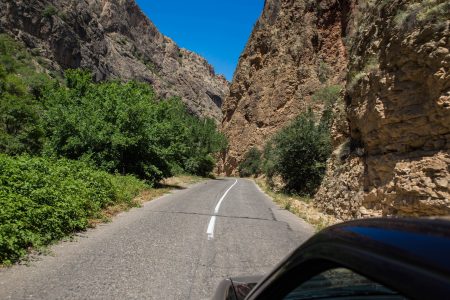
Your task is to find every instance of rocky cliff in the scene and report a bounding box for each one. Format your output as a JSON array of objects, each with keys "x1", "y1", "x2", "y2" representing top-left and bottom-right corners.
[
  {"x1": 316, "y1": 0, "x2": 450, "y2": 219},
  {"x1": 219, "y1": 0, "x2": 351, "y2": 174},
  {"x1": 0, "y1": 0, "x2": 228, "y2": 120},
  {"x1": 221, "y1": 0, "x2": 450, "y2": 218}
]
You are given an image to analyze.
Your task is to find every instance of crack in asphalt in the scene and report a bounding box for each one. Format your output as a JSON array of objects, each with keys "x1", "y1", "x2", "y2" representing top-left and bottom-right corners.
[{"x1": 147, "y1": 209, "x2": 277, "y2": 223}]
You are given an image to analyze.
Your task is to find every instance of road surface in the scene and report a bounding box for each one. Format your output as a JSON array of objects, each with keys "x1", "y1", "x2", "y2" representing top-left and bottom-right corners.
[{"x1": 0, "y1": 178, "x2": 314, "y2": 299}]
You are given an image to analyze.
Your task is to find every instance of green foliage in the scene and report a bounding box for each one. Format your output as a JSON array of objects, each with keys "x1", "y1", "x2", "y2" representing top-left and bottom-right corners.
[
  {"x1": 348, "y1": 56, "x2": 378, "y2": 92},
  {"x1": 184, "y1": 155, "x2": 215, "y2": 177},
  {"x1": 182, "y1": 118, "x2": 227, "y2": 176},
  {"x1": 263, "y1": 109, "x2": 332, "y2": 195},
  {"x1": 0, "y1": 154, "x2": 148, "y2": 264},
  {"x1": 312, "y1": 85, "x2": 342, "y2": 105},
  {"x1": 317, "y1": 61, "x2": 332, "y2": 83},
  {"x1": 395, "y1": 0, "x2": 450, "y2": 28},
  {"x1": 262, "y1": 141, "x2": 276, "y2": 177},
  {"x1": 42, "y1": 70, "x2": 226, "y2": 182},
  {"x1": 42, "y1": 5, "x2": 58, "y2": 18},
  {"x1": 238, "y1": 147, "x2": 262, "y2": 177},
  {"x1": 313, "y1": 85, "x2": 343, "y2": 132},
  {"x1": 0, "y1": 34, "x2": 53, "y2": 155}
]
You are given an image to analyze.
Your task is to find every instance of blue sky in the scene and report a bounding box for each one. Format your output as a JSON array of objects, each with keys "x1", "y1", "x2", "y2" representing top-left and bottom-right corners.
[{"x1": 135, "y1": 1, "x2": 265, "y2": 81}]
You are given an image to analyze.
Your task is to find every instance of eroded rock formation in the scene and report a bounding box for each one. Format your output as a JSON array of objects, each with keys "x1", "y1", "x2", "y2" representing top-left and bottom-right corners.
[
  {"x1": 315, "y1": 0, "x2": 450, "y2": 219},
  {"x1": 221, "y1": 0, "x2": 450, "y2": 218},
  {"x1": 0, "y1": 0, "x2": 228, "y2": 120},
  {"x1": 219, "y1": 0, "x2": 351, "y2": 175}
]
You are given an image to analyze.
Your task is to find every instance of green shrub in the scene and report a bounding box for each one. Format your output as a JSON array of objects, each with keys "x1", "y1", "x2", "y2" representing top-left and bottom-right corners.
[
  {"x1": 238, "y1": 147, "x2": 262, "y2": 177},
  {"x1": 179, "y1": 116, "x2": 227, "y2": 176},
  {"x1": 312, "y1": 85, "x2": 342, "y2": 105},
  {"x1": 184, "y1": 155, "x2": 215, "y2": 177},
  {"x1": 0, "y1": 154, "x2": 147, "y2": 265},
  {"x1": 42, "y1": 5, "x2": 58, "y2": 18},
  {"x1": 317, "y1": 61, "x2": 332, "y2": 83},
  {"x1": 42, "y1": 70, "x2": 226, "y2": 183},
  {"x1": 263, "y1": 109, "x2": 332, "y2": 195},
  {"x1": 394, "y1": 0, "x2": 449, "y2": 29},
  {"x1": 109, "y1": 173, "x2": 148, "y2": 205},
  {"x1": 262, "y1": 141, "x2": 276, "y2": 178},
  {"x1": 0, "y1": 34, "x2": 52, "y2": 156}
]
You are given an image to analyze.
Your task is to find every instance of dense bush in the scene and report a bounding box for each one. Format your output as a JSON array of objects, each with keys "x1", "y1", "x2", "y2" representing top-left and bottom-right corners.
[
  {"x1": 238, "y1": 147, "x2": 262, "y2": 177},
  {"x1": 42, "y1": 5, "x2": 58, "y2": 18},
  {"x1": 0, "y1": 154, "x2": 147, "y2": 264},
  {"x1": 263, "y1": 109, "x2": 332, "y2": 195},
  {"x1": 0, "y1": 34, "x2": 52, "y2": 155},
  {"x1": 42, "y1": 70, "x2": 227, "y2": 182},
  {"x1": 312, "y1": 85, "x2": 342, "y2": 105}
]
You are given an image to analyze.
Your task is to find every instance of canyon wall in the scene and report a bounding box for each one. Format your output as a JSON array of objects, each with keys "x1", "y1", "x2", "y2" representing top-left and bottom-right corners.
[
  {"x1": 316, "y1": 0, "x2": 450, "y2": 219},
  {"x1": 0, "y1": 0, "x2": 228, "y2": 120},
  {"x1": 219, "y1": 0, "x2": 351, "y2": 175},
  {"x1": 222, "y1": 0, "x2": 450, "y2": 218}
]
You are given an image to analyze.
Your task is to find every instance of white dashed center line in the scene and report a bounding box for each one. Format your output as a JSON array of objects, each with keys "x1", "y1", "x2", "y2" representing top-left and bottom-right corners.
[{"x1": 207, "y1": 179, "x2": 238, "y2": 240}]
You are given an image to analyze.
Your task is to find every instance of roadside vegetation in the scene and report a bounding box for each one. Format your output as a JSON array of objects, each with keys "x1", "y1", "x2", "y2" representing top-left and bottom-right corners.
[
  {"x1": 0, "y1": 154, "x2": 147, "y2": 265},
  {"x1": 42, "y1": 70, "x2": 226, "y2": 183},
  {"x1": 254, "y1": 178, "x2": 340, "y2": 231},
  {"x1": 238, "y1": 147, "x2": 262, "y2": 177},
  {"x1": 239, "y1": 107, "x2": 334, "y2": 196},
  {"x1": 0, "y1": 34, "x2": 224, "y2": 265},
  {"x1": 264, "y1": 109, "x2": 332, "y2": 195},
  {"x1": 238, "y1": 84, "x2": 341, "y2": 226}
]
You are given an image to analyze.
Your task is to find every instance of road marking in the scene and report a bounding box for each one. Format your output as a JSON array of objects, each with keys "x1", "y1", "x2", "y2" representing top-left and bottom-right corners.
[
  {"x1": 214, "y1": 179, "x2": 238, "y2": 214},
  {"x1": 207, "y1": 216, "x2": 216, "y2": 240},
  {"x1": 207, "y1": 179, "x2": 238, "y2": 240}
]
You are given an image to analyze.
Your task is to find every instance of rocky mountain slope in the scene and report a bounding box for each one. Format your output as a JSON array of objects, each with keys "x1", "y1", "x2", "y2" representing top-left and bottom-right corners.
[
  {"x1": 316, "y1": 0, "x2": 450, "y2": 219},
  {"x1": 218, "y1": 0, "x2": 350, "y2": 174},
  {"x1": 221, "y1": 0, "x2": 450, "y2": 218},
  {"x1": 0, "y1": 0, "x2": 228, "y2": 120}
]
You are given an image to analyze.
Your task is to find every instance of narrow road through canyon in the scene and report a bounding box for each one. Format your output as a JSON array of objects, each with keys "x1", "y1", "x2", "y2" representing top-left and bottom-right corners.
[{"x1": 0, "y1": 178, "x2": 314, "y2": 299}]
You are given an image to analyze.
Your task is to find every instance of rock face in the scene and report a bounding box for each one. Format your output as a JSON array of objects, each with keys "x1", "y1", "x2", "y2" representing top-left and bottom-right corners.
[
  {"x1": 219, "y1": 0, "x2": 351, "y2": 174},
  {"x1": 0, "y1": 0, "x2": 228, "y2": 120},
  {"x1": 315, "y1": 0, "x2": 450, "y2": 219},
  {"x1": 222, "y1": 0, "x2": 450, "y2": 218}
]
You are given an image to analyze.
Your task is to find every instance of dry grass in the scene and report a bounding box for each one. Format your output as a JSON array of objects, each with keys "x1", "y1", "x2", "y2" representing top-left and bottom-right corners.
[
  {"x1": 88, "y1": 175, "x2": 206, "y2": 227},
  {"x1": 254, "y1": 178, "x2": 341, "y2": 231},
  {"x1": 395, "y1": 0, "x2": 449, "y2": 28},
  {"x1": 161, "y1": 174, "x2": 205, "y2": 188}
]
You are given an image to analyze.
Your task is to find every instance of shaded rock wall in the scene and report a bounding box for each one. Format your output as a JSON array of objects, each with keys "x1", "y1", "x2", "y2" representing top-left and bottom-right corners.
[
  {"x1": 0, "y1": 0, "x2": 228, "y2": 120},
  {"x1": 316, "y1": 0, "x2": 450, "y2": 219},
  {"x1": 219, "y1": 0, "x2": 351, "y2": 174}
]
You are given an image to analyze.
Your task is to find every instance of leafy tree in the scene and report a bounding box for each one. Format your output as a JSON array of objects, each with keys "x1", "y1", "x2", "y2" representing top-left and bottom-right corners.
[
  {"x1": 0, "y1": 34, "x2": 51, "y2": 155},
  {"x1": 43, "y1": 70, "x2": 227, "y2": 182},
  {"x1": 263, "y1": 109, "x2": 332, "y2": 195},
  {"x1": 182, "y1": 118, "x2": 227, "y2": 176},
  {"x1": 238, "y1": 147, "x2": 262, "y2": 177}
]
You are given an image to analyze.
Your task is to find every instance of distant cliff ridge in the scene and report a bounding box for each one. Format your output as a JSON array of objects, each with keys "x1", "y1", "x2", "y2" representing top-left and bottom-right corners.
[
  {"x1": 221, "y1": 0, "x2": 450, "y2": 218},
  {"x1": 0, "y1": 0, "x2": 228, "y2": 120}
]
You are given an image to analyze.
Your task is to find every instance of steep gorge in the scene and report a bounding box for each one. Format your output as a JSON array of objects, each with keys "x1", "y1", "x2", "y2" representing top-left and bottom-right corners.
[
  {"x1": 219, "y1": 0, "x2": 351, "y2": 175},
  {"x1": 0, "y1": 0, "x2": 228, "y2": 120},
  {"x1": 221, "y1": 0, "x2": 450, "y2": 218}
]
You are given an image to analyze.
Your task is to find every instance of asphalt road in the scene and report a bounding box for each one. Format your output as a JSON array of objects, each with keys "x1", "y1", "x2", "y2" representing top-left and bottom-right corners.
[{"x1": 0, "y1": 178, "x2": 314, "y2": 300}]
